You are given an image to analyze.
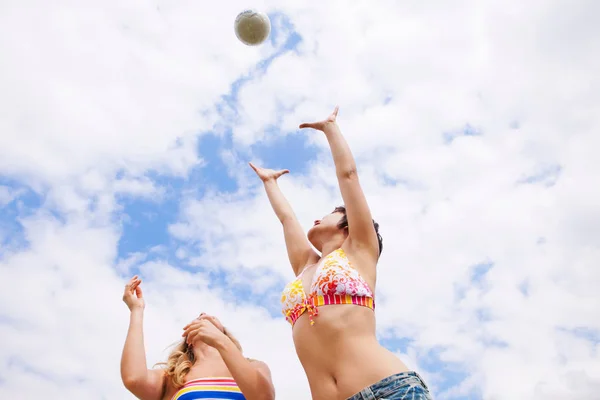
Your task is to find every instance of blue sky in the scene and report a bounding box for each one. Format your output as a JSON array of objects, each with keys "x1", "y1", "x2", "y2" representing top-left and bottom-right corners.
[
  {"x1": 0, "y1": 179, "x2": 43, "y2": 253},
  {"x1": 115, "y1": 16, "x2": 322, "y2": 316},
  {"x1": 108, "y1": 16, "x2": 476, "y2": 396},
  {"x1": 110, "y1": 22, "x2": 473, "y2": 394}
]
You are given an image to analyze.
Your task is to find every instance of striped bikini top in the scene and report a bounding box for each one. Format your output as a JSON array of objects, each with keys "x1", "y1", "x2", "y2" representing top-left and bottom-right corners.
[
  {"x1": 280, "y1": 248, "x2": 375, "y2": 326},
  {"x1": 171, "y1": 377, "x2": 246, "y2": 400}
]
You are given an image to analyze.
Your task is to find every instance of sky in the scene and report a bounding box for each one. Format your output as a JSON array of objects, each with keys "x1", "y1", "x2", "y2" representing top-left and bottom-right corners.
[{"x1": 1, "y1": 0, "x2": 599, "y2": 399}]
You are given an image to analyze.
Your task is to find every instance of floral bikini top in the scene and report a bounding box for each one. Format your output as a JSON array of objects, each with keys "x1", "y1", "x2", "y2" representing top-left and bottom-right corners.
[{"x1": 280, "y1": 248, "x2": 375, "y2": 326}]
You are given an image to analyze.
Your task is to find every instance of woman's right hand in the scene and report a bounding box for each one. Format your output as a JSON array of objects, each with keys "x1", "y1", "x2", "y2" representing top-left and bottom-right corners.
[
  {"x1": 249, "y1": 162, "x2": 289, "y2": 182},
  {"x1": 122, "y1": 275, "x2": 145, "y2": 311}
]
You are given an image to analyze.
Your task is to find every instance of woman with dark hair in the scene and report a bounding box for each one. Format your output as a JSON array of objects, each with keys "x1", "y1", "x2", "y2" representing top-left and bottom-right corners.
[{"x1": 250, "y1": 107, "x2": 431, "y2": 400}]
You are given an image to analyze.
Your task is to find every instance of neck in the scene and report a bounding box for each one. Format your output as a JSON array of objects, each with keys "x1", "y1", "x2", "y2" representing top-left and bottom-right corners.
[
  {"x1": 320, "y1": 237, "x2": 345, "y2": 258},
  {"x1": 192, "y1": 342, "x2": 222, "y2": 362}
]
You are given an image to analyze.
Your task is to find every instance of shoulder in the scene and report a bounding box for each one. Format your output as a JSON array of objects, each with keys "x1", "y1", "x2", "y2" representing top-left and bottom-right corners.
[
  {"x1": 247, "y1": 359, "x2": 272, "y2": 374},
  {"x1": 154, "y1": 369, "x2": 176, "y2": 400},
  {"x1": 147, "y1": 368, "x2": 167, "y2": 385},
  {"x1": 247, "y1": 358, "x2": 268, "y2": 366}
]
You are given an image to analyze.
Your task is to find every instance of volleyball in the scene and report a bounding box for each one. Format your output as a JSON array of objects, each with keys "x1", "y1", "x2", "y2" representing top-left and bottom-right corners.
[{"x1": 234, "y1": 9, "x2": 271, "y2": 46}]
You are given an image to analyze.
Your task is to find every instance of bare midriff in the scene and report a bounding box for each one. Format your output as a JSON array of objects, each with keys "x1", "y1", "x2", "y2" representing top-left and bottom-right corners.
[{"x1": 292, "y1": 304, "x2": 409, "y2": 400}]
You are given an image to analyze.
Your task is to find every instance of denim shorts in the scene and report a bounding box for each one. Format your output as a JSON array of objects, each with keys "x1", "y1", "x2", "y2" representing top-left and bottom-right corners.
[{"x1": 346, "y1": 371, "x2": 432, "y2": 400}]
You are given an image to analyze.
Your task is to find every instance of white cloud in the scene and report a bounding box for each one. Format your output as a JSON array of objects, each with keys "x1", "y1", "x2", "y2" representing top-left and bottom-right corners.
[
  {"x1": 0, "y1": 0, "x2": 279, "y2": 188},
  {"x1": 174, "y1": 1, "x2": 600, "y2": 399},
  {"x1": 0, "y1": 213, "x2": 307, "y2": 398},
  {"x1": 1, "y1": 0, "x2": 599, "y2": 399}
]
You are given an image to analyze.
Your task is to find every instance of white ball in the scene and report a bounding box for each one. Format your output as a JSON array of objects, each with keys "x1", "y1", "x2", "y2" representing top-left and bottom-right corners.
[{"x1": 234, "y1": 9, "x2": 271, "y2": 46}]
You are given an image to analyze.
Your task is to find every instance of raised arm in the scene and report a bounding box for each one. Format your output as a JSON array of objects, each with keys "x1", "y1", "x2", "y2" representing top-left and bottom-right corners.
[
  {"x1": 120, "y1": 276, "x2": 165, "y2": 400},
  {"x1": 249, "y1": 162, "x2": 316, "y2": 275},
  {"x1": 299, "y1": 107, "x2": 379, "y2": 258}
]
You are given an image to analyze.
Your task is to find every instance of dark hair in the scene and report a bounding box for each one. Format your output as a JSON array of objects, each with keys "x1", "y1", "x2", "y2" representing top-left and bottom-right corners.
[{"x1": 333, "y1": 206, "x2": 383, "y2": 256}]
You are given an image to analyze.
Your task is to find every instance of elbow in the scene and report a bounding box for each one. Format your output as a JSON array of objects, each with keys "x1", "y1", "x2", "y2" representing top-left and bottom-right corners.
[
  {"x1": 251, "y1": 389, "x2": 275, "y2": 400},
  {"x1": 279, "y1": 213, "x2": 293, "y2": 224},
  {"x1": 248, "y1": 380, "x2": 275, "y2": 400},
  {"x1": 263, "y1": 386, "x2": 276, "y2": 400},
  {"x1": 121, "y1": 374, "x2": 144, "y2": 391},
  {"x1": 260, "y1": 381, "x2": 276, "y2": 400},
  {"x1": 338, "y1": 167, "x2": 358, "y2": 180}
]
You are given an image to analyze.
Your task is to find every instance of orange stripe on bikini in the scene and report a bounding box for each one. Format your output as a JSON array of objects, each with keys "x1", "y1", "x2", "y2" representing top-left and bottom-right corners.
[{"x1": 281, "y1": 248, "x2": 375, "y2": 326}]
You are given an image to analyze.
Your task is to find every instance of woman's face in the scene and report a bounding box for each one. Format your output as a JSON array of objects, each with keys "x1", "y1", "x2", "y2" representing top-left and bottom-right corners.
[
  {"x1": 314, "y1": 211, "x2": 343, "y2": 229},
  {"x1": 307, "y1": 211, "x2": 345, "y2": 249}
]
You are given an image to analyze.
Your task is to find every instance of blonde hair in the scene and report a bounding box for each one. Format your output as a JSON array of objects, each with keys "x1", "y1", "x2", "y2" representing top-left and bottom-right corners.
[{"x1": 155, "y1": 327, "x2": 243, "y2": 389}]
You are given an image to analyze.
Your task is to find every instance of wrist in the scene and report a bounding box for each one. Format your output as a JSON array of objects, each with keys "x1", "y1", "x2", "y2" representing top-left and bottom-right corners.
[
  {"x1": 130, "y1": 307, "x2": 144, "y2": 317},
  {"x1": 214, "y1": 335, "x2": 235, "y2": 353},
  {"x1": 322, "y1": 122, "x2": 339, "y2": 134}
]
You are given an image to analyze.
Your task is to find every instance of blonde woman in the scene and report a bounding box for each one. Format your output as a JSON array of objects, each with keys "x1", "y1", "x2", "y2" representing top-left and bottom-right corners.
[{"x1": 120, "y1": 276, "x2": 275, "y2": 400}]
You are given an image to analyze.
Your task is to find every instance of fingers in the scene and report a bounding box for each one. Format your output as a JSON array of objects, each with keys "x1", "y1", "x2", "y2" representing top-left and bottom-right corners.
[
  {"x1": 182, "y1": 319, "x2": 201, "y2": 337},
  {"x1": 248, "y1": 162, "x2": 258, "y2": 172},
  {"x1": 206, "y1": 316, "x2": 226, "y2": 333},
  {"x1": 183, "y1": 318, "x2": 197, "y2": 331},
  {"x1": 135, "y1": 285, "x2": 143, "y2": 298},
  {"x1": 124, "y1": 276, "x2": 141, "y2": 295},
  {"x1": 185, "y1": 324, "x2": 205, "y2": 345},
  {"x1": 182, "y1": 319, "x2": 214, "y2": 343},
  {"x1": 128, "y1": 276, "x2": 141, "y2": 285},
  {"x1": 125, "y1": 275, "x2": 138, "y2": 288},
  {"x1": 205, "y1": 315, "x2": 219, "y2": 327},
  {"x1": 185, "y1": 327, "x2": 200, "y2": 344},
  {"x1": 275, "y1": 169, "x2": 289, "y2": 179},
  {"x1": 300, "y1": 106, "x2": 339, "y2": 129},
  {"x1": 182, "y1": 323, "x2": 194, "y2": 335}
]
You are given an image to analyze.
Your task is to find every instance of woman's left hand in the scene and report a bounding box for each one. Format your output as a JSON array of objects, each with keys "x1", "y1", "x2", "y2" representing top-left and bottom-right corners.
[
  {"x1": 299, "y1": 106, "x2": 339, "y2": 132},
  {"x1": 182, "y1": 316, "x2": 228, "y2": 348}
]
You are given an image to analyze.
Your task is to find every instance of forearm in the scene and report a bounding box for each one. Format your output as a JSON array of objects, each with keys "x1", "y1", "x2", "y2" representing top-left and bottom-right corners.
[
  {"x1": 217, "y1": 340, "x2": 274, "y2": 400},
  {"x1": 323, "y1": 124, "x2": 357, "y2": 178},
  {"x1": 263, "y1": 180, "x2": 296, "y2": 223},
  {"x1": 120, "y1": 309, "x2": 149, "y2": 385}
]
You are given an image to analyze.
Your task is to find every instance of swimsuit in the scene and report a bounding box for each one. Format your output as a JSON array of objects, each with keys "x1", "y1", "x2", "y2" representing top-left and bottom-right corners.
[
  {"x1": 171, "y1": 377, "x2": 246, "y2": 400},
  {"x1": 281, "y1": 248, "x2": 375, "y2": 326},
  {"x1": 281, "y1": 250, "x2": 432, "y2": 399},
  {"x1": 347, "y1": 372, "x2": 432, "y2": 400}
]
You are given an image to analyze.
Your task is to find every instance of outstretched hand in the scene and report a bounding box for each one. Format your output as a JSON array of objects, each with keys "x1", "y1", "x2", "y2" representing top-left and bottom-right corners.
[
  {"x1": 299, "y1": 106, "x2": 339, "y2": 132},
  {"x1": 249, "y1": 162, "x2": 289, "y2": 183},
  {"x1": 122, "y1": 275, "x2": 145, "y2": 311}
]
